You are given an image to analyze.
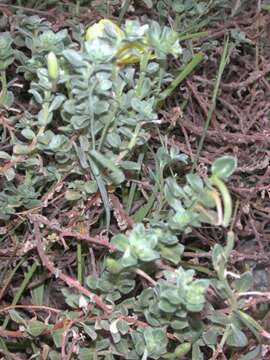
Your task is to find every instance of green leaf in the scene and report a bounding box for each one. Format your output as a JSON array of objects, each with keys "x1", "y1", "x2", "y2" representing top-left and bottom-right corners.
[
  {"x1": 142, "y1": 0, "x2": 153, "y2": 8},
  {"x1": 235, "y1": 272, "x2": 254, "y2": 293},
  {"x1": 62, "y1": 49, "x2": 84, "y2": 67},
  {"x1": 212, "y1": 244, "x2": 225, "y2": 273},
  {"x1": 21, "y1": 128, "x2": 35, "y2": 140},
  {"x1": 158, "y1": 298, "x2": 177, "y2": 313},
  {"x1": 29, "y1": 89, "x2": 43, "y2": 104},
  {"x1": 114, "y1": 337, "x2": 129, "y2": 354},
  {"x1": 0, "y1": 151, "x2": 11, "y2": 160},
  {"x1": 120, "y1": 160, "x2": 141, "y2": 171},
  {"x1": 171, "y1": 319, "x2": 189, "y2": 330},
  {"x1": 90, "y1": 150, "x2": 125, "y2": 185},
  {"x1": 143, "y1": 327, "x2": 168, "y2": 357},
  {"x1": 26, "y1": 319, "x2": 48, "y2": 337},
  {"x1": 65, "y1": 189, "x2": 82, "y2": 201},
  {"x1": 121, "y1": 247, "x2": 138, "y2": 267},
  {"x1": 49, "y1": 94, "x2": 66, "y2": 112},
  {"x1": 49, "y1": 350, "x2": 61, "y2": 360},
  {"x1": 239, "y1": 346, "x2": 261, "y2": 360},
  {"x1": 192, "y1": 342, "x2": 203, "y2": 360},
  {"x1": 96, "y1": 338, "x2": 111, "y2": 351},
  {"x1": 105, "y1": 257, "x2": 123, "y2": 274},
  {"x1": 174, "y1": 343, "x2": 191, "y2": 357},
  {"x1": 106, "y1": 133, "x2": 121, "y2": 148},
  {"x1": 31, "y1": 283, "x2": 44, "y2": 306},
  {"x1": 211, "y1": 156, "x2": 237, "y2": 180},
  {"x1": 186, "y1": 173, "x2": 204, "y2": 192},
  {"x1": 82, "y1": 324, "x2": 97, "y2": 341},
  {"x1": 117, "y1": 319, "x2": 129, "y2": 335},
  {"x1": 9, "y1": 310, "x2": 27, "y2": 325},
  {"x1": 52, "y1": 328, "x2": 65, "y2": 348},
  {"x1": 139, "y1": 247, "x2": 160, "y2": 262},
  {"x1": 4, "y1": 167, "x2": 15, "y2": 181},
  {"x1": 208, "y1": 313, "x2": 230, "y2": 326},
  {"x1": 226, "y1": 324, "x2": 248, "y2": 347},
  {"x1": 160, "y1": 244, "x2": 184, "y2": 265},
  {"x1": 79, "y1": 347, "x2": 95, "y2": 360},
  {"x1": 61, "y1": 288, "x2": 80, "y2": 308},
  {"x1": 202, "y1": 328, "x2": 219, "y2": 345},
  {"x1": 38, "y1": 108, "x2": 53, "y2": 126},
  {"x1": 85, "y1": 39, "x2": 116, "y2": 63},
  {"x1": 111, "y1": 234, "x2": 129, "y2": 252},
  {"x1": 13, "y1": 144, "x2": 31, "y2": 155},
  {"x1": 185, "y1": 279, "x2": 209, "y2": 312}
]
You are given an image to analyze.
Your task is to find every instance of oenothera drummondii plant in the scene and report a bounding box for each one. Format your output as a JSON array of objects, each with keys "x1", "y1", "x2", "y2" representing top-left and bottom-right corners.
[
  {"x1": 2, "y1": 15, "x2": 261, "y2": 360},
  {"x1": 8, "y1": 19, "x2": 184, "y2": 224}
]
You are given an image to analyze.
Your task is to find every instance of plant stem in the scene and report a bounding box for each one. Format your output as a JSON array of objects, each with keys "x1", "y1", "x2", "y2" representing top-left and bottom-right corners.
[
  {"x1": 77, "y1": 241, "x2": 83, "y2": 284},
  {"x1": 179, "y1": 31, "x2": 209, "y2": 41},
  {"x1": 118, "y1": 0, "x2": 131, "y2": 24},
  {"x1": 135, "y1": 51, "x2": 151, "y2": 99}
]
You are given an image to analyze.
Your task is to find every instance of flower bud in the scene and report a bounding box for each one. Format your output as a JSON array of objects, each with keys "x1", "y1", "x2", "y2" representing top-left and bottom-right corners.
[
  {"x1": 47, "y1": 51, "x2": 59, "y2": 82},
  {"x1": 174, "y1": 343, "x2": 191, "y2": 357}
]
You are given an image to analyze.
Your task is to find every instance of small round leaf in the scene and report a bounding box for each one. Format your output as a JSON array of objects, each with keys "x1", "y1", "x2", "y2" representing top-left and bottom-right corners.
[{"x1": 211, "y1": 156, "x2": 237, "y2": 180}]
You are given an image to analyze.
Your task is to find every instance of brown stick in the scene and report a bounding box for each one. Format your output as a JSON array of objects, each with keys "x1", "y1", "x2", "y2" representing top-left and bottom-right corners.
[
  {"x1": 29, "y1": 214, "x2": 115, "y2": 251},
  {"x1": 33, "y1": 221, "x2": 112, "y2": 314},
  {"x1": 0, "y1": 329, "x2": 24, "y2": 338}
]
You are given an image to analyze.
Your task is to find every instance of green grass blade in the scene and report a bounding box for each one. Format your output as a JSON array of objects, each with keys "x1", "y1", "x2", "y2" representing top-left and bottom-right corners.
[
  {"x1": 156, "y1": 53, "x2": 204, "y2": 108},
  {"x1": 192, "y1": 37, "x2": 232, "y2": 171}
]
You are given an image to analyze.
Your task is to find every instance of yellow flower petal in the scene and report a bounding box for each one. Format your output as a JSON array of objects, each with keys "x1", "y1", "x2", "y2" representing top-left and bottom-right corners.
[{"x1": 85, "y1": 19, "x2": 124, "y2": 42}]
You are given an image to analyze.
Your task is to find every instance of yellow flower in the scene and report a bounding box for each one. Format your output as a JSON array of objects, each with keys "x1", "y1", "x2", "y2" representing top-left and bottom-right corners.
[
  {"x1": 85, "y1": 19, "x2": 124, "y2": 42},
  {"x1": 116, "y1": 42, "x2": 147, "y2": 66},
  {"x1": 85, "y1": 19, "x2": 152, "y2": 66}
]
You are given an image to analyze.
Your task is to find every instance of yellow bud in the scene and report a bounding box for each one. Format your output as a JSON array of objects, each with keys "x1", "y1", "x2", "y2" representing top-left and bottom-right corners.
[{"x1": 47, "y1": 52, "x2": 59, "y2": 81}]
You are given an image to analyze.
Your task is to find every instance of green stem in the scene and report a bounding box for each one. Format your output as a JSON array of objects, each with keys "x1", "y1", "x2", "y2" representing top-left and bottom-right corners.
[
  {"x1": 219, "y1": 324, "x2": 231, "y2": 349},
  {"x1": 210, "y1": 176, "x2": 232, "y2": 227},
  {"x1": 88, "y1": 156, "x2": 111, "y2": 232},
  {"x1": 132, "y1": 181, "x2": 159, "y2": 222},
  {"x1": 118, "y1": 0, "x2": 131, "y2": 24},
  {"x1": 98, "y1": 116, "x2": 114, "y2": 153},
  {"x1": 179, "y1": 31, "x2": 209, "y2": 41},
  {"x1": 128, "y1": 123, "x2": 142, "y2": 151},
  {"x1": 135, "y1": 51, "x2": 151, "y2": 99},
  {"x1": 237, "y1": 310, "x2": 264, "y2": 341},
  {"x1": 216, "y1": 232, "x2": 237, "y2": 310},
  {"x1": 75, "y1": 0, "x2": 80, "y2": 16},
  {"x1": 77, "y1": 241, "x2": 83, "y2": 284},
  {"x1": 126, "y1": 152, "x2": 144, "y2": 214}
]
